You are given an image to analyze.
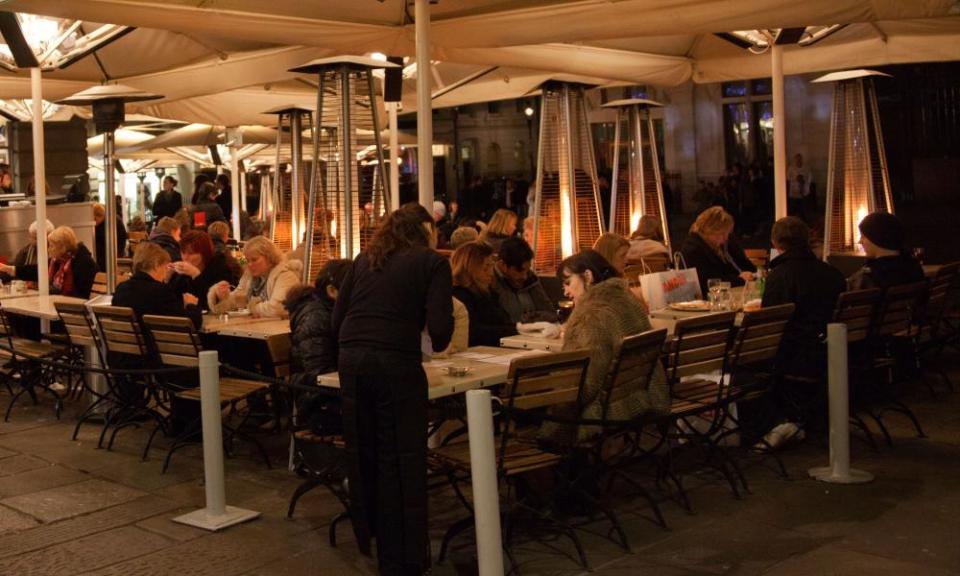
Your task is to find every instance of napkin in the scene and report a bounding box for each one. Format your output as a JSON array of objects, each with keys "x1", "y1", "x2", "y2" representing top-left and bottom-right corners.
[{"x1": 516, "y1": 321, "x2": 561, "y2": 339}]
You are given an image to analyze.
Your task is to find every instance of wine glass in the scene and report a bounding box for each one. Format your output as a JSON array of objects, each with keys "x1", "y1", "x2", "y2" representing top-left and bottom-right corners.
[{"x1": 707, "y1": 278, "x2": 722, "y2": 310}]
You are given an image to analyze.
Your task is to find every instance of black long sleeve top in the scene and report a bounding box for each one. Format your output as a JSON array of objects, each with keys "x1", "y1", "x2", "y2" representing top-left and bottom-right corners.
[{"x1": 333, "y1": 247, "x2": 454, "y2": 363}]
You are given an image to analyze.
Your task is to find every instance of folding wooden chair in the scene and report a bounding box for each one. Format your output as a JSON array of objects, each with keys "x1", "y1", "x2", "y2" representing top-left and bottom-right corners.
[
  {"x1": 429, "y1": 350, "x2": 592, "y2": 570},
  {"x1": 0, "y1": 305, "x2": 69, "y2": 421},
  {"x1": 142, "y1": 314, "x2": 272, "y2": 472}
]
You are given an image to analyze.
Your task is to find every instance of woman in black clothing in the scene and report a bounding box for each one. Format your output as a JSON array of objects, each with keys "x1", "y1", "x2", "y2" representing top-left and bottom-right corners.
[
  {"x1": 451, "y1": 241, "x2": 518, "y2": 346},
  {"x1": 192, "y1": 182, "x2": 227, "y2": 227},
  {"x1": 169, "y1": 230, "x2": 237, "y2": 311},
  {"x1": 678, "y1": 206, "x2": 756, "y2": 296},
  {"x1": 113, "y1": 242, "x2": 201, "y2": 327},
  {"x1": 332, "y1": 203, "x2": 453, "y2": 576}
]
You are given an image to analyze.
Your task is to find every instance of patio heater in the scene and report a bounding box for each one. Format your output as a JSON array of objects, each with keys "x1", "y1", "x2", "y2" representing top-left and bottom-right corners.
[
  {"x1": 531, "y1": 81, "x2": 604, "y2": 275},
  {"x1": 264, "y1": 105, "x2": 313, "y2": 253},
  {"x1": 813, "y1": 70, "x2": 894, "y2": 259},
  {"x1": 59, "y1": 85, "x2": 162, "y2": 292},
  {"x1": 289, "y1": 56, "x2": 395, "y2": 283},
  {"x1": 601, "y1": 98, "x2": 671, "y2": 252}
]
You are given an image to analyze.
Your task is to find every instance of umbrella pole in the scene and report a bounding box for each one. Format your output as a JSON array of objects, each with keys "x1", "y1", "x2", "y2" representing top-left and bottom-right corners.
[
  {"x1": 415, "y1": 0, "x2": 434, "y2": 210},
  {"x1": 772, "y1": 44, "x2": 787, "y2": 220},
  {"x1": 30, "y1": 68, "x2": 49, "y2": 297}
]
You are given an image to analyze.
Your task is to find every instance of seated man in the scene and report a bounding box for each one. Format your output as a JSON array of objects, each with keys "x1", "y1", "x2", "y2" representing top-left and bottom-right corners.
[
  {"x1": 494, "y1": 236, "x2": 557, "y2": 323},
  {"x1": 148, "y1": 216, "x2": 182, "y2": 263},
  {"x1": 763, "y1": 216, "x2": 846, "y2": 377},
  {"x1": 848, "y1": 212, "x2": 924, "y2": 291},
  {"x1": 744, "y1": 217, "x2": 846, "y2": 446}
]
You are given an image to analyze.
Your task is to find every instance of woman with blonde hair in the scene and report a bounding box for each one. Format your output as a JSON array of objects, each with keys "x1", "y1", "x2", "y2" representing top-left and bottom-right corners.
[
  {"x1": 592, "y1": 232, "x2": 631, "y2": 275},
  {"x1": 451, "y1": 241, "x2": 517, "y2": 346},
  {"x1": 478, "y1": 208, "x2": 518, "y2": 252},
  {"x1": 679, "y1": 206, "x2": 755, "y2": 295},
  {"x1": 208, "y1": 235, "x2": 301, "y2": 318},
  {"x1": 0, "y1": 225, "x2": 97, "y2": 298}
]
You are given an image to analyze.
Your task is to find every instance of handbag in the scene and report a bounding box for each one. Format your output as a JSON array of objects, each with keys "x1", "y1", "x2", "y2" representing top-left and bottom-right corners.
[{"x1": 636, "y1": 252, "x2": 702, "y2": 311}]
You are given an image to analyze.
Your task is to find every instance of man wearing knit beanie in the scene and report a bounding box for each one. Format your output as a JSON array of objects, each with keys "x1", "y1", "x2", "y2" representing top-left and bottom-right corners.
[{"x1": 848, "y1": 211, "x2": 924, "y2": 291}]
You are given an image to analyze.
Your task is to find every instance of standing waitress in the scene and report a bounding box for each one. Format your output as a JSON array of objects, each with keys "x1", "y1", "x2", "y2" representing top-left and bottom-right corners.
[{"x1": 333, "y1": 203, "x2": 453, "y2": 575}]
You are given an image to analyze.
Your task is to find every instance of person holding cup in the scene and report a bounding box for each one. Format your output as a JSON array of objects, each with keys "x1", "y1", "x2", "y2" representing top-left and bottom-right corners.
[{"x1": 207, "y1": 235, "x2": 301, "y2": 318}]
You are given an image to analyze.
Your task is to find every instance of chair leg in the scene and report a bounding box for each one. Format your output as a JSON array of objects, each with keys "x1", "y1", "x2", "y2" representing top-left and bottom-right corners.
[
  {"x1": 607, "y1": 469, "x2": 667, "y2": 530},
  {"x1": 866, "y1": 411, "x2": 894, "y2": 447},
  {"x1": 286, "y1": 477, "x2": 322, "y2": 518},
  {"x1": 329, "y1": 511, "x2": 349, "y2": 548},
  {"x1": 884, "y1": 400, "x2": 927, "y2": 439},
  {"x1": 437, "y1": 516, "x2": 475, "y2": 564}
]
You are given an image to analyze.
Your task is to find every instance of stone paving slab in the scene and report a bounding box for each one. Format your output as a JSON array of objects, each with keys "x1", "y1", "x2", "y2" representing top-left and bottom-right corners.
[
  {"x1": 135, "y1": 510, "x2": 209, "y2": 543},
  {"x1": 0, "y1": 454, "x2": 50, "y2": 477},
  {"x1": 0, "y1": 464, "x2": 89, "y2": 498},
  {"x1": 0, "y1": 504, "x2": 39, "y2": 535},
  {"x1": 76, "y1": 516, "x2": 313, "y2": 576},
  {"x1": 0, "y1": 525, "x2": 171, "y2": 576},
  {"x1": 0, "y1": 478, "x2": 147, "y2": 523},
  {"x1": 0, "y1": 495, "x2": 178, "y2": 559},
  {"x1": 758, "y1": 544, "x2": 959, "y2": 576}
]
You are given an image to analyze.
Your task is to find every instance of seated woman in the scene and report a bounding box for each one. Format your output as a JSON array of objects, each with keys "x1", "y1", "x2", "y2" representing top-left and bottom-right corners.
[
  {"x1": 627, "y1": 215, "x2": 671, "y2": 262},
  {"x1": 540, "y1": 250, "x2": 668, "y2": 445},
  {"x1": 208, "y1": 235, "x2": 301, "y2": 318},
  {"x1": 0, "y1": 225, "x2": 97, "y2": 298},
  {"x1": 451, "y1": 241, "x2": 518, "y2": 346},
  {"x1": 678, "y1": 206, "x2": 755, "y2": 295},
  {"x1": 169, "y1": 230, "x2": 238, "y2": 311},
  {"x1": 478, "y1": 208, "x2": 518, "y2": 252},
  {"x1": 112, "y1": 242, "x2": 201, "y2": 328},
  {"x1": 593, "y1": 232, "x2": 630, "y2": 275}
]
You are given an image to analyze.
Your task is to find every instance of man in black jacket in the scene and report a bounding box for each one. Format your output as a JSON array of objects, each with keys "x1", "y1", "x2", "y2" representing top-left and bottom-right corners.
[
  {"x1": 750, "y1": 217, "x2": 845, "y2": 444},
  {"x1": 848, "y1": 212, "x2": 924, "y2": 291}
]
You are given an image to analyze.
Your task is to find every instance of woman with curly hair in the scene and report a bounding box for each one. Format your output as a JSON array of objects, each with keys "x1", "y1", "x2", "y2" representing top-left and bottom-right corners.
[{"x1": 332, "y1": 202, "x2": 453, "y2": 575}]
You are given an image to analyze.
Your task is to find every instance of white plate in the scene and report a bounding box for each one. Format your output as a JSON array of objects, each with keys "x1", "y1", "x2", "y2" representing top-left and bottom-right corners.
[
  {"x1": 227, "y1": 309, "x2": 251, "y2": 317},
  {"x1": 668, "y1": 300, "x2": 712, "y2": 312}
]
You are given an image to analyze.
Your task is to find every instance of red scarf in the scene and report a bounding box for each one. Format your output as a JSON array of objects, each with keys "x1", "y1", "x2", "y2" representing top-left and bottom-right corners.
[{"x1": 49, "y1": 256, "x2": 75, "y2": 296}]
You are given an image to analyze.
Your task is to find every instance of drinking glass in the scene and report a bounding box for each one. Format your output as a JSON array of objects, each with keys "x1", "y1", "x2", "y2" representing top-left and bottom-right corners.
[
  {"x1": 557, "y1": 300, "x2": 574, "y2": 324},
  {"x1": 718, "y1": 281, "x2": 732, "y2": 311},
  {"x1": 707, "y1": 278, "x2": 722, "y2": 310}
]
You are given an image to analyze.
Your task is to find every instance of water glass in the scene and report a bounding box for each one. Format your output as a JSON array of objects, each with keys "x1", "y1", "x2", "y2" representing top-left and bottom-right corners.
[{"x1": 718, "y1": 282, "x2": 732, "y2": 310}]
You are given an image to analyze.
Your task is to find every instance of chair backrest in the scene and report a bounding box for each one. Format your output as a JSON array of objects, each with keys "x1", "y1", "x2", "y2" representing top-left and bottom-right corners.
[
  {"x1": 924, "y1": 262, "x2": 960, "y2": 334},
  {"x1": 728, "y1": 303, "x2": 795, "y2": 370},
  {"x1": 91, "y1": 305, "x2": 150, "y2": 358},
  {"x1": 54, "y1": 301, "x2": 101, "y2": 349},
  {"x1": 833, "y1": 289, "x2": 881, "y2": 344},
  {"x1": 600, "y1": 328, "x2": 668, "y2": 422},
  {"x1": 91, "y1": 272, "x2": 108, "y2": 296},
  {"x1": 662, "y1": 311, "x2": 736, "y2": 384},
  {"x1": 503, "y1": 349, "x2": 591, "y2": 412},
  {"x1": 0, "y1": 305, "x2": 15, "y2": 349},
  {"x1": 743, "y1": 248, "x2": 769, "y2": 269},
  {"x1": 874, "y1": 280, "x2": 929, "y2": 339},
  {"x1": 141, "y1": 315, "x2": 203, "y2": 367}
]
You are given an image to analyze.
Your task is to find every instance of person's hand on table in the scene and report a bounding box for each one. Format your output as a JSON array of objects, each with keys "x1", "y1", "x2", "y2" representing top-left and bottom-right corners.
[
  {"x1": 247, "y1": 296, "x2": 262, "y2": 317},
  {"x1": 182, "y1": 293, "x2": 199, "y2": 307},
  {"x1": 214, "y1": 281, "x2": 231, "y2": 299},
  {"x1": 171, "y1": 261, "x2": 201, "y2": 279},
  {"x1": 739, "y1": 271, "x2": 755, "y2": 282}
]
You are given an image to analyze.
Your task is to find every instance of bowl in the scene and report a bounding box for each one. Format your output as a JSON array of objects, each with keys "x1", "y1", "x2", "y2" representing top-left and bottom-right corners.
[{"x1": 446, "y1": 365, "x2": 471, "y2": 377}]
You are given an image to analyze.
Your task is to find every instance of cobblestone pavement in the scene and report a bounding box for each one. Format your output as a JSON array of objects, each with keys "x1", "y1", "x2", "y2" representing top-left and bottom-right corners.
[{"x1": 1, "y1": 354, "x2": 959, "y2": 575}]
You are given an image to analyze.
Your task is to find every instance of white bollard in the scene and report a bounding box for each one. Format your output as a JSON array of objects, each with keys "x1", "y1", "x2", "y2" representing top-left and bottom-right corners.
[
  {"x1": 809, "y1": 323, "x2": 874, "y2": 484},
  {"x1": 466, "y1": 389, "x2": 505, "y2": 576},
  {"x1": 173, "y1": 350, "x2": 260, "y2": 530}
]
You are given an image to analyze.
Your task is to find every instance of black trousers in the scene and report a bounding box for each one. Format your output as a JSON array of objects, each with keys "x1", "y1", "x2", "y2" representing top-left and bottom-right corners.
[{"x1": 340, "y1": 349, "x2": 428, "y2": 576}]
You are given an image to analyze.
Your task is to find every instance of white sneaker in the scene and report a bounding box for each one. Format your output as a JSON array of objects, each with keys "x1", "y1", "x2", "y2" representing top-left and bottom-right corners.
[
  {"x1": 757, "y1": 422, "x2": 801, "y2": 450},
  {"x1": 50, "y1": 382, "x2": 68, "y2": 393}
]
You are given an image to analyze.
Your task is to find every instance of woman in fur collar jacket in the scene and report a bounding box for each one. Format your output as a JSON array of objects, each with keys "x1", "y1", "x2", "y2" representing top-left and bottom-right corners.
[{"x1": 540, "y1": 250, "x2": 669, "y2": 445}]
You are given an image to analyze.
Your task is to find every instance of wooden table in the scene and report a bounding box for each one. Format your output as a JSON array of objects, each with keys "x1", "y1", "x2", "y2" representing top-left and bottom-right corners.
[
  {"x1": 201, "y1": 314, "x2": 292, "y2": 376},
  {"x1": 0, "y1": 294, "x2": 88, "y2": 320},
  {"x1": 923, "y1": 264, "x2": 943, "y2": 278},
  {"x1": 318, "y1": 346, "x2": 546, "y2": 400},
  {"x1": 0, "y1": 288, "x2": 39, "y2": 301}
]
